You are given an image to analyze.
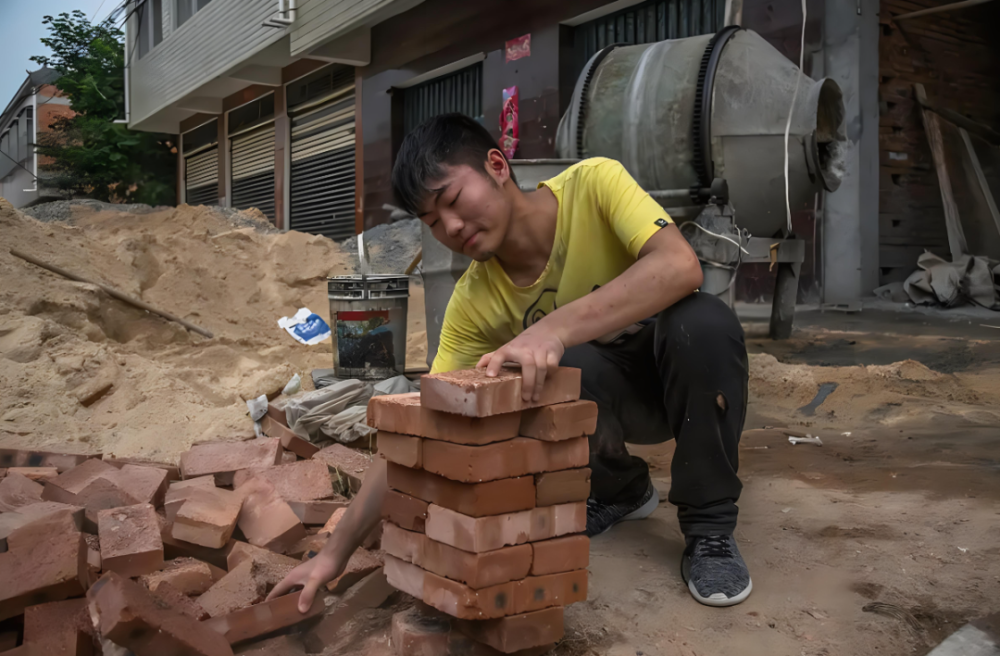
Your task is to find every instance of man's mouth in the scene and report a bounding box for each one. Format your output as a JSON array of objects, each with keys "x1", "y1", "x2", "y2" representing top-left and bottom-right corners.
[{"x1": 463, "y1": 232, "x2": 479, "y2": 251}]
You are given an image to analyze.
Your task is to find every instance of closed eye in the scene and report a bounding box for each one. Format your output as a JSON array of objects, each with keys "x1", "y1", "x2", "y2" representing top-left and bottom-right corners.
[{"x1": 449, "y1": 190, "x2": 461, "y2": 206}]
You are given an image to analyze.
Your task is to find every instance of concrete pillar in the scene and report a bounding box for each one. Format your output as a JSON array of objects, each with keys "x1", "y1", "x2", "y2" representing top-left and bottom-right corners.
[
  {"x1": 821, "y1": 0, "x2": 880, "y2": 304},
  {"x1": 216, "y1": 114, "x2": 229, "y2": 206},
  {"x1": 274, "y1": 84, "x2": 288, "y2": 230}
]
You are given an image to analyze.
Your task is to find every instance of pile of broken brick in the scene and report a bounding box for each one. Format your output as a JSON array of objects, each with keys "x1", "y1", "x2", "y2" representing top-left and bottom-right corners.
[
  {"x1": 0, "y1": 365, "x2": 594, "y2": 655},
  {"x1": 374, "y1": 366, "x2": 595, "y2": 655},
  {"x1": 0, "y1": 410, "x2": 386, "y2": 654}
]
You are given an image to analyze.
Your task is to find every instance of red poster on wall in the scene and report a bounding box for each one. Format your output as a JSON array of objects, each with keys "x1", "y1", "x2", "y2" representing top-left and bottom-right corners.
[
  {"x1": 500, "y1": 86, "x2": 519, "y2": 159},
  {"x1": 505, "y1": 34, "x2": 531, "y2": 63}
]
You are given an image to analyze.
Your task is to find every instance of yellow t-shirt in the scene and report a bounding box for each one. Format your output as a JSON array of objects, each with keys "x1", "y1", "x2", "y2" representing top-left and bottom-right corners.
[{"x1": 431, "y1": 157, "x2": 673, "y2": 373}]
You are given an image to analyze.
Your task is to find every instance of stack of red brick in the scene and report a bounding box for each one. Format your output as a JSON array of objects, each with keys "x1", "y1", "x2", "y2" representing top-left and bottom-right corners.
[
  {"x1": 371, "y1": 366, "x2": 595, "y2": 655},
  {"x1": 0, "y1": 405, "x2": 389, "y2": 655}
]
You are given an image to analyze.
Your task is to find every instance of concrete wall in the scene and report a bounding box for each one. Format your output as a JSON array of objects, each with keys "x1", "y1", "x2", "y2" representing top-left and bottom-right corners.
[{"x1": 128, "y1": 0, "x2": 285, "y2": 129}]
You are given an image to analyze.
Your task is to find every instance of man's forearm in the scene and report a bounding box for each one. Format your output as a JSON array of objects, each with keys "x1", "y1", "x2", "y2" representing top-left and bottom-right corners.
[
  {"x1": 540, "y1": 246, "x2": 701, "y2": 349},
  {"x1": 319, "y1": 457, "x2": 387, "y2": 560}
]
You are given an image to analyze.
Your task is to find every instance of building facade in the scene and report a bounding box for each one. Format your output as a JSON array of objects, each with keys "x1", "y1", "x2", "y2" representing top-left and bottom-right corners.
[
  {"x1": 126, "y1": 0, "x2": 898, "y2": 303},
  {"x1": 0, "y1": 69, "x2": 74, "y2": 208}
]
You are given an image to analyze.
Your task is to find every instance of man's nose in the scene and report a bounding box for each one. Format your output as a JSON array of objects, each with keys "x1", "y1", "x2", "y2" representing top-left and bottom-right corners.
[{"x1": 441, "y1": 213, "x2": 463, "y2": 239}]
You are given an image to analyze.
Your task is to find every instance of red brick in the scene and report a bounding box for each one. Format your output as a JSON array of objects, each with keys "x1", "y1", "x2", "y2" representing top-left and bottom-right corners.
[
  {"x1": 172, "y1": 486, "x2": 243, "y2": 549},
  {"x1": 391, "y1": 607, "x2": 451, "y2": 656},
  {"x1": 287, "y1": 498, "x2": 347, "y2": 525},
  {"x1": 196, "y1": 559, "x2": 269, "y2": 617},
  {"x1": 420, "y1": 368, "x2": 581, "y2": 418},
  {"x1": 236, "y1": 477, "x2": 306, "y2": 554},
  {"x1": 453, "y1": 607, "x2": 564, "y2": 654},
  {"x1": 530, "y1": 535, "x2": 589, "y2": 576},
  {"x1": 0, "y1": 513, "x2": 88, "y2": 621},
  {"x1": 40, "y1": 459, "x2": 117, "y2": 504},
  {"x1": 425, "y1": 503, "x2": 586, "y2": 553},
  {"x1": 260, "y1": 415, "x2": 319, "y2": 459},
  {"x1": 204, "y1": 590, "x2": 324, "y2": 645},
  {"x1": 324, "y1": 547, "x2": 384, "y2": 593},
  {"x1": 424, "y1": 573, "x2": 513, "y2": 620},
  {"x1": 267, "y1": 402, "x2": 289, "y2": 427},
  {"x1": 0, "y1": 472, "x2": 45, "y2": 512},
  {"x1": 111, "y1": 464, "x2": 170, "y2": 507},
  {"x1": 151, "y1": 580, "x2": 210, "y2": 620},
  {"x1": 233, "y1": 459, "x2": 333, "y2": 502},
  {"x1": 317, "y1": 507, "x2": 347, "y2": 536},
  {"x1": 512, "y1": 570, "x2": 587, "y2": 613},
  {"x1": 368, "y1": 393, "x2": 522, "y2": 445},
  {"x1": 534, "y1": 469, "x2": 591, "y2": 507},
  {"x1": 378, "y1": 431, "x2": 423, "y2": 468},
  {"x1": 104, "y1": 457, "x2": 180, "y2": 481},
  {"x1": 0, "y1": 501, "x2": 83, "y2": 550},
  {"x1": 98, "y1": 503, "x2": 164, "y2": 578},
  {"x1": 290, "y1": 533, "x2": 327, "y2": 561},
  {"x1": 311, "y1": 444, "x2": 371, "y2": 495},
  {"x1": 300, "y1": 569, "x2": 395, "y2": 653},
  {"x1": 180, "y1": 439, "x2": 282, "y2": 486},
  {"x1": 422, "y1": 437, "x2": 589, "y2": 483},
  {"x1": 141, "y1": 557, "x2": 215, "y2": 595},
  {"x1": 383, "y1": 523, "x2": 531, "y2": 589},
  {"x1": 23, "y1": 598, "x2": 94, "y2": 656},
  {"x1": 164, "y1": 475, "x2": 216, "y2": 521},
  {"x1": 383, "y1": 489, "x2": 429, "y2": 532},
  {"x1": 7, "y1": 467, "x2": 59, "y2": 482},
  {"x1": 232, "y1": 634, "x2": 306, "y2": 655},
  {"x1": 384, "y1": 554, "x2": 426, "y2": 599},
  {"x1": 387, "y1": 463, "x2": 535, "y2": 518},
  {"x1": 0, "y1": 449, "x2": 96, "y2": 473},
  {"x1": 87, "y1": 571, "x2": 233, "y2": 656},
  {"x1": 161, "y1": 525, "x2": 235, "y2": 570},
  {"x1": 518, "y1": 400, "x2": 598, "y2": 441}
]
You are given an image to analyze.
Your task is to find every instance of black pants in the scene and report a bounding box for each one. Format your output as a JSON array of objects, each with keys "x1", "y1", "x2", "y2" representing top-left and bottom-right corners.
[{"x1": 560, "y1": 292, "x2": 748, "y2": 537}]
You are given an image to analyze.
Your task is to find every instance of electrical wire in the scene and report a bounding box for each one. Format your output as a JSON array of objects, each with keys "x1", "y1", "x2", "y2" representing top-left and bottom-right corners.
[
  {"x1": 783, "y1": 0, "x2": 808, "y2": 235},
  {"x1": 678, "y1": 220, "x2": 750, "y2": 255}
]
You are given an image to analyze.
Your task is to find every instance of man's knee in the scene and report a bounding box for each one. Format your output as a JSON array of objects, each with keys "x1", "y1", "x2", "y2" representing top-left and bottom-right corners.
[{"x1": 655, "y1": 292, "x2": 744, "y2": 354}]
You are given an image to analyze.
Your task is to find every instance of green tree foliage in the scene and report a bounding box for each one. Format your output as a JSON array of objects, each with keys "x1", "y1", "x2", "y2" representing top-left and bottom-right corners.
[{"x1": 30, "y1": 10, "x2": 175, "y2": 204}]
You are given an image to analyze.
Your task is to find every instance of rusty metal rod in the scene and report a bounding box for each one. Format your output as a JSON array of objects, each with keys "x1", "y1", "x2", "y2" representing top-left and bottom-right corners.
[{"x1": 9, "y1": 248, "x2": 214, "y2": 339}]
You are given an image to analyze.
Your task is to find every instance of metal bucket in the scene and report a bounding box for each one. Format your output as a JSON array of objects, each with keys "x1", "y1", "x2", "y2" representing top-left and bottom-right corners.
[{"x1": 328, "y1": 274, "x2": 409, "y2": 379}]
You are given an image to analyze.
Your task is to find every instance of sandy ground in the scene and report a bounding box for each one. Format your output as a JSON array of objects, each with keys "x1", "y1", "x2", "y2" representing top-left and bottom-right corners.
[
  {"x1": 3, "y1": 199, "x2": 999, "y2": 655},
  {"x1": 338, "y1": 323, "x2": 1000, "y2": 656}
]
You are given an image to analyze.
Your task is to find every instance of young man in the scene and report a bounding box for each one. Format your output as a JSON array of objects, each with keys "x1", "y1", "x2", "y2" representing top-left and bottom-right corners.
[{"x1": 269, "y1": 113, "x2": 751, "y2": 612}]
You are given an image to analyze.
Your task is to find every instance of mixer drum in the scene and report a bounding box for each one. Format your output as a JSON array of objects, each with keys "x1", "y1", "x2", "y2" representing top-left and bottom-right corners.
[{"x1": 556, "y1": 28, "x2": 847, "y2": 237}]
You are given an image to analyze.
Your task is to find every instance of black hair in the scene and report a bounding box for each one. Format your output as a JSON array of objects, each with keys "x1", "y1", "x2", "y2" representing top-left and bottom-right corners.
[{"x1": 391, "y1": 113, "x2": 517, "y2": 216}]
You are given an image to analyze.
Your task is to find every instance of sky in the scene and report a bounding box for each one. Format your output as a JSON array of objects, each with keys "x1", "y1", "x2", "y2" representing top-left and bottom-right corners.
[{"x1": 0, "y1": 0, "x2": 120, "y2": 107}]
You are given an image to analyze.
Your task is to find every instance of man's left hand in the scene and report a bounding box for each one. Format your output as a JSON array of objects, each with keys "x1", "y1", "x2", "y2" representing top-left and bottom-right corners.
[{"x1": 476, "y1": 326, "x2": 565, "y2": 403}]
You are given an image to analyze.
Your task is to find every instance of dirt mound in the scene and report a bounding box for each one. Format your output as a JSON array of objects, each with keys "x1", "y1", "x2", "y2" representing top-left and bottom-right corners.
[
  {"x1": 0, "y1": 198, "x2": 354, "y2": 462},
  {"x1": 749, "y1": 353, "x2": 1000, "y2": 427}
]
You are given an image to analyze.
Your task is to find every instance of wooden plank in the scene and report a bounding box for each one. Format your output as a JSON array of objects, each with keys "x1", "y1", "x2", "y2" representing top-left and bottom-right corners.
[
  {"x1": 914, "y1": 83, "x2": 967, "y2": 260},
  {"x1": 959, "y1": 127, "x2": 1000, "y2": 241}
]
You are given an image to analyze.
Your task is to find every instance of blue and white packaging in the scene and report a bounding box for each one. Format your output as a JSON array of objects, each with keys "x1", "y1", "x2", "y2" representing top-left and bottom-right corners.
[{"x1": 278, "y1": 308, "x2": 331, "y2": 346}]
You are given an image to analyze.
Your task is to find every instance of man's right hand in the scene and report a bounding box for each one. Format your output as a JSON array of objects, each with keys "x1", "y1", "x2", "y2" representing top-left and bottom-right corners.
[{"x1": 266, "y1": 548, "x2": 345, "y2": 613}]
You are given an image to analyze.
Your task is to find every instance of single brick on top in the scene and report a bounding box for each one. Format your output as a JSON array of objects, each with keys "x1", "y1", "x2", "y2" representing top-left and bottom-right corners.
[
  {"x1": 420, "y1": 367, "x2": 580, "y2": 418},
  {"x1": 366, "y1": 393, "x2": 522, "y2": 445},
  {"x1": 97, "y1": 503, "x2": 164, "y2": 578}
]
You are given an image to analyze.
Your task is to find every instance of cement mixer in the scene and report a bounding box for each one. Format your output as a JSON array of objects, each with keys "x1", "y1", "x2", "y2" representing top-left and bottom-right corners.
[{"x1": 423, "y1": 27, "x2": 848, "y2": 365}]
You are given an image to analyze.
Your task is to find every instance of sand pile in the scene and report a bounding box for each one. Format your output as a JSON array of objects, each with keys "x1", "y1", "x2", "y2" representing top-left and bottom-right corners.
[
  {"x1": 749, "y1": 352, "x2": 1000, "y2": 427},
  {"x1": 0, "y1": 198, "x2": 356, "y2": 462}
]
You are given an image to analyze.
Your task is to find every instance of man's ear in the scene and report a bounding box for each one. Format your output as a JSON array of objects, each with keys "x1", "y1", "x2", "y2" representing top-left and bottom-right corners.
[{"x1": 485, "y1": 149, "x2": 510, "y2": 186}]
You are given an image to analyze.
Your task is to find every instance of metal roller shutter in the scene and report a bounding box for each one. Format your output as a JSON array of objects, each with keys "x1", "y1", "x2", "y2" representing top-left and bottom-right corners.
[
  {"x1": 403, "y1": 63, "x2": 482, "y2": 135},
  {"x1": 289, "y1": 83, "x2": 356, "y2": 240},
  {"x1": 573, "y1": 0, "x2": 726, "y2": 76},
  {"x1": 185, "y1": 145, "x2": 219, "y2": 206},
  {"x1": 231, "y1": 123, "x2": 275, "y2": 220}
]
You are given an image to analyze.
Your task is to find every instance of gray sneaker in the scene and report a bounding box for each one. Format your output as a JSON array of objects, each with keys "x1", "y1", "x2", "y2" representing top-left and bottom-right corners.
[
  {"x1": 681, "y1": 534, "x2": 753, "y2": 606},
  {"x1": 585, "y1": 480, "x2": 659, "y2": 537}
]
